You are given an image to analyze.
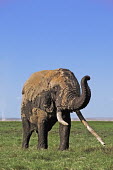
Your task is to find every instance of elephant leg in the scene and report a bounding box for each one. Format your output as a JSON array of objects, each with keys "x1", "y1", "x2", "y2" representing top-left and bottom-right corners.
[
  {"x1": 47, "y1": 117, "x2": 57, "y2": 131},
  {"x1": 22, "y1": 117, "x2": 33, "y2": 148},
  {"x1": 59, "y1": 112, "x2": 71, "y2": 150},
  {"x1": 37, "y1": 119, "x2": 48, "y2": 149}
]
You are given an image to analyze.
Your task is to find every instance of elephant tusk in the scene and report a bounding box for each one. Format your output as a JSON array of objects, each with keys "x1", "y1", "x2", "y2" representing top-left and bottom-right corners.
[
  {"x1": 57, "y1": 111, "x2": 68, "y2": 126},
  {"x1": 76, "y1": 110, "x2": 105, "y2": 146}
]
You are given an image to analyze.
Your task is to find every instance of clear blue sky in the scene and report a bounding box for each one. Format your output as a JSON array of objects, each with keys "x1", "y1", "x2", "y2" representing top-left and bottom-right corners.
[{"x1": 0, "y1": 0, "x2": 113, "y2": 119}]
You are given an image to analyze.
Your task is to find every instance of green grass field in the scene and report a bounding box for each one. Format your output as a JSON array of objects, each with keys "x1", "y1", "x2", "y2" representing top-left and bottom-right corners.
[{"x1": 0, "y1": 121, "x2": 113, "y2": 170}]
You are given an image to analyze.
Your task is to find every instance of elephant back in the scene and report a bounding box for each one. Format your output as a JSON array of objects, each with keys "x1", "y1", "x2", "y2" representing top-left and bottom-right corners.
[{"x1": 22, "y1": 68, "x2": 80, "y2": 103}]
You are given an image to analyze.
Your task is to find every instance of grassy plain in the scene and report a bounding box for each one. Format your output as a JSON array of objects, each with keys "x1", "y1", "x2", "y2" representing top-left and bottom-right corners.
[{"x1": 0, "y1": 121, "x2": 113, "y2": 170}]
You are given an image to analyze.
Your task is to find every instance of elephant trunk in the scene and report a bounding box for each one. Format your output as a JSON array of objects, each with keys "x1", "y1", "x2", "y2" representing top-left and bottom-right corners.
[{"x1": 73, "y1": 76, "x2": 91, "y2": 111}]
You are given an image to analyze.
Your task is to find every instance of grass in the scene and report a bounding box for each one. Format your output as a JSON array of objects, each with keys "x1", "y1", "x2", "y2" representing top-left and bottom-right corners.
[{"x1": 0, "y1": 121, "x2": 113, "y2": 170}]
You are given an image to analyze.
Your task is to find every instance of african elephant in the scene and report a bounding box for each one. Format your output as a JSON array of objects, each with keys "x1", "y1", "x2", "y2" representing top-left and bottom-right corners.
[{"x1": 21, "y1": 68, "x2": 105, "y2": 150}]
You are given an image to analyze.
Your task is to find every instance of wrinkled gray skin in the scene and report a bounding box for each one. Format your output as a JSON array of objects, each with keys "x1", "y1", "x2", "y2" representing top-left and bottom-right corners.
[{"x1": 21, "y1": 68, "x2": 91, "y2": 150}]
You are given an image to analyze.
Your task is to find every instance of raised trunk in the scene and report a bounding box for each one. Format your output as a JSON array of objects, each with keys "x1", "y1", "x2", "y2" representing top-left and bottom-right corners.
[
  {"x1": 73, "y1": 76, "x2": 91, "y2": 111},
  {"x1": 56, "y1": 75, "x2": 91, "y2": 126}
]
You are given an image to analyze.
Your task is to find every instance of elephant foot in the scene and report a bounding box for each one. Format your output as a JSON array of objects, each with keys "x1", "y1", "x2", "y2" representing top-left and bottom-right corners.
[
  {"x1": 58, "y1": 146, "x2": 69, "y2": 151},
  {"x1": 37, "y1": 144, "x2": 48, "y2": 150},
  {"x1": 22, "y1": 143, "x2": 29, "y2": 149}
]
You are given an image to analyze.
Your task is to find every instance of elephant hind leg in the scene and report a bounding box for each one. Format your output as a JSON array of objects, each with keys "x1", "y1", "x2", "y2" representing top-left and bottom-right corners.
[{"x1": 22, "y1": 117, "x2": 34, "y2": 148}]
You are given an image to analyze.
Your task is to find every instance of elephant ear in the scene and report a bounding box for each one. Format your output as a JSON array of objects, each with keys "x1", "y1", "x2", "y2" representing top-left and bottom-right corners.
[
  {"x1": 34, "y1": 90, "x2": 55, "y2": 113},
  {"x1": 43, "y1": 91, "x2": 55, "y2": 113}
]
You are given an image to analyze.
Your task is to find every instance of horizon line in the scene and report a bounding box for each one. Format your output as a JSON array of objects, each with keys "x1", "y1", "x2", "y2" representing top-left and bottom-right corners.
[{"x1": 0, "y1": 117, "x2": 113, "y2": 121}]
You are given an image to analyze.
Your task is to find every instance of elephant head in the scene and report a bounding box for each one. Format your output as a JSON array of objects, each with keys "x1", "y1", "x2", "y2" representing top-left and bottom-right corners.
[
  {"x1": 54, "y1": 69, "x2": 105, "y2": 146},
  {"x1": 54, "y1": 70, "x2": 91, "y2": 126}
]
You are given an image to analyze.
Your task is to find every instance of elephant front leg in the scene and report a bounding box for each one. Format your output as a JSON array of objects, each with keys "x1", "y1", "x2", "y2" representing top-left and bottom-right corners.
[
  {"x1": 59, "y1": 112, "x2": 71, "y2": 150},
  {"x1": 22, "y1": 117, "x2": 33, "y2": 149},
  {"x1": 37, "y1": 119, "x2": 48, "y2": 149}
]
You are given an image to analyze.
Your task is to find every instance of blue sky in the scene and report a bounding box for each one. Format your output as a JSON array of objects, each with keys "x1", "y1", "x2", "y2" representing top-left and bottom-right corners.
[{"x1": 0, "y1": 0, "x2": 113, "y2": 119}]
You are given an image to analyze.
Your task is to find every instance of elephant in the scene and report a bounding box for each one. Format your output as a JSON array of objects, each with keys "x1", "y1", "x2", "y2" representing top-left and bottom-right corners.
[{"x1": 21, "y1": 68, "x2": 105, "y2": 150}]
